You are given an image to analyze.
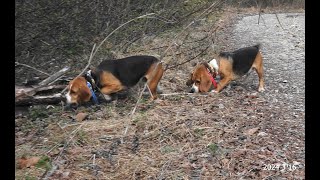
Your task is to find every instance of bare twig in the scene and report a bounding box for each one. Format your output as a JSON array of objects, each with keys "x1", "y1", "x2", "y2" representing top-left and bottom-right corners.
[
  {"x1": 60, "y1": 44, "x2": 96, "y2": 94},
  {"x1": 15, "y1": 61, "x2": 50, "y2": 76},
  {"x1": 42, "y1": 122, "x2": 85, "y2": 179},
  {"x1": 157, "y1": 160, "x2": 172, "y2": 179},
  {"x1": 54, "y1": 123, "x2": 85, "y2": 161},
  {"x1": 77, "y1": 43, "x2": 97, "y2": 79},
  {"x1": 92, "y1": 13, "x2": 156, "y2": 59},
  {"x1": 274, "y1": 13, "x2": 285, "y2": 30},
  {"x1": 274, "y1": 13, "x2": 297, "y2": 37},
  {"x1": 159, "y1": 0, "x2": 222, "y2": 60},
  {"x1": 258, "y1": 2, "x2": 262, "y2": 24},
  {"x1": 39, "y1": 66, "x2": 70, "y2": 86},
  {"x1": 165, "y1": 45, "x2": 210, "y2": 70},
  {"x1": 123, "y1": 83, "x2": 148, "y2": 140},
  {"x1": 93, "y1": 154, "x2": 96, "y2": 166}
]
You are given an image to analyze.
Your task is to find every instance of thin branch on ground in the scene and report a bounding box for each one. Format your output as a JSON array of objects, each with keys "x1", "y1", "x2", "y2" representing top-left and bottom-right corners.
[{"x1": 15, "y1": 62, "x2": 50, "y2": 76}]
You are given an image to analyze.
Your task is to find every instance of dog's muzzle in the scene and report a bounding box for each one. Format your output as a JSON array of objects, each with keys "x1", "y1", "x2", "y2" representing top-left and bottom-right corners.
[
  {"x1": 189, "y1": 83, "x2": 199, "y2": 93},
  {"x1": 63, "y1": 102, "x2": 78, "y2": 110}
]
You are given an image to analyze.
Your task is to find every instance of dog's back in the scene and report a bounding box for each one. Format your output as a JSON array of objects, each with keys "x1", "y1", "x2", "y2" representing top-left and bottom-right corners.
[
  {"x1": 97, "y1": 55, "x2": 159, "y2": 87},
  {"x1": 219, "y1": 44, "x2": 260, "y2": 76}
]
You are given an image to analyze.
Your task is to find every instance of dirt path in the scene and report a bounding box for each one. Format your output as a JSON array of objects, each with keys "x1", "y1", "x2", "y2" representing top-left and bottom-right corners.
[{"x1": 215, "y1": 12, "x2": 305, "y2": 178}]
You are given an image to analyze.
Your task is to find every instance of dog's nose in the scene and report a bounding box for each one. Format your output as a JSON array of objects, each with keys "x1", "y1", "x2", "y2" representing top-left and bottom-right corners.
[
  {"x1": 189, "y1": 88, "x2": 195, "y2": 93},
  {"x1": 64, "y1": 103, "x2": 78, "y2": 111}
]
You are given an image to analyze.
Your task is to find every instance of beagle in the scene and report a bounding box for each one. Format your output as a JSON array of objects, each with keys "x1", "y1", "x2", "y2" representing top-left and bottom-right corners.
[
  {"x1": 186, "y1": 44, "x2": 265, "y2": 93},
  {"x1": 65, "y1": 55, "x2": 164, "y2": 106}
]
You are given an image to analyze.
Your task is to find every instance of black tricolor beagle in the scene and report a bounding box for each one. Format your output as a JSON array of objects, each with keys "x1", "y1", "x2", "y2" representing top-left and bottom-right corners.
[
  {"x1": 66, "y1": 55, "x2": 164, "y2": 106},
  {"x1": 186, "y1": 44, "x2": 265, "y2": 93}
]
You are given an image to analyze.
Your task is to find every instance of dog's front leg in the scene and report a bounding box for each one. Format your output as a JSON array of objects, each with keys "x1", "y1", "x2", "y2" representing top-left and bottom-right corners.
[
  {"x1": 214, "y1": 77, "x2": 232, "y2": 93},
  {"x1": 100, "y1": 84, "x2": 124, "y2": 101}
]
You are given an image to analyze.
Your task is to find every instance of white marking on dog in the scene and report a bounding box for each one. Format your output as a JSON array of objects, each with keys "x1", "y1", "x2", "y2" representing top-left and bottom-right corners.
[
  {"x1": 191, "y1": 83, "x2": 199, "y2": 93},
  {"x1": 103, "y1": 94, "x2": 112, "y2": 101},
  {"x1": 86, "y1": 70, "x2": 92, "y2": 77},
  {"x1": 209, "y1": 59, "x2": 219, "y2": 72},
  {"x1": 66, "y1": 92, "x2": 72, "y2": 104},
  {"x1": 210, "y1": 90, "x2": 217, "y2": 93}
]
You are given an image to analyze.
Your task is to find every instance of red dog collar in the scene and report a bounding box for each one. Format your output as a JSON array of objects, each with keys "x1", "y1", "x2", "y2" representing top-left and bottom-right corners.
[{"x1": 207, "y1": 69, "x2": 217, "y2": 89}]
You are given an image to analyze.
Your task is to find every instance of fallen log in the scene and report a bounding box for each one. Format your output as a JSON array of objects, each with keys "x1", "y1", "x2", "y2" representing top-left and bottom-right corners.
[
  {"x1": 15, "y1": 93, "x2": 64, "y2": 106},
  {"x1": 15, "y1": 85, "x2": 66, "y2": 98},
  {"x1": 15, "y1": 66, "x2": 70, "y2": 100}
]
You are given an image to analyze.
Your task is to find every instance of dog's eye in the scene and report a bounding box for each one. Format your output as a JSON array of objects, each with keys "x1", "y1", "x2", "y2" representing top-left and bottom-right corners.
[
  {"x1": 70, "y1": 90, "x2": 75, "y2": 94},
  {"x1": 195, "y1": 80, "x2": 200, "y2": 83}
]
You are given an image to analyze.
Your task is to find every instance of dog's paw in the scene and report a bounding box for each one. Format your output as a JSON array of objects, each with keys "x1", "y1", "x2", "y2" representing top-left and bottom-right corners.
[
  {"x1": 258, "y1": 87, "x2": 265, "y2": 92},
  {"x1": 210, "y1": 90, "x2": 218, "y2": 93},
  {"x1": 103, "y1": 94, "x2": 112, "y2": 101}
]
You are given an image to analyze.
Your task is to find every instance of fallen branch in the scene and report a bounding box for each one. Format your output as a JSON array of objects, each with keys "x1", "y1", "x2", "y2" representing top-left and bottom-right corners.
[
  {"x1": 15, "y1": 66, "x2": 69, "y2": 101},
  {"x1": 15, "y1": 62, "x2": 50, "y2": 76},
  {"x1": 15, "y1": 93, "x2": 63, "y2": 106},
  {"x1": 39, "y1": 66, "x2": 70, "y2": 86},
  {"x1": 15, "y1": 85, "x2": 66, "y2": 97}
]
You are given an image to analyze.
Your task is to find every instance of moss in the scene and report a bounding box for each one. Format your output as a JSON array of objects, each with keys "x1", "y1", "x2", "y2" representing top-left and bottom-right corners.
[
  {"x1": 28, "y1": 106, "x2": 49, "y2": 121},
  {"x1": 161, "y1": 146, "x2": 176, "y2": 154},
  {"x1": 76, "y1": 130, "x2": 88, "y2": 145},
  {"x1": 194, "y1": 128, "x2": 205, "y2": 137},
  {"x1": 25, "y1": 176, "x2": 37, "y2": 180},
  {"x1": 35, "y1": 155, "x2": 52, "y2": 171},
  {"x1": 207, "y1": 143, "x2": 218, "y2": 155}
]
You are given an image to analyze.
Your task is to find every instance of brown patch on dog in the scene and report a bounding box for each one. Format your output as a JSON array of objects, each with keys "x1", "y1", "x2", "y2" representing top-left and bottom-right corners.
[
  {"x1": 189, "y1": 64, "x2": 213, "y2": 92},
  {"x1": 68, "y1": 76, "x2": 91, "y2": 104},
  {"x1": 214, "y1": 58, "x2": 235, "y2": 92},
  {"x1": 144, "y1": 62, "x2": 164, "y2": 99},
  {"x1": 251, "y1": 51, "x2": 265, "y2": 91},
  {"x1": 98, "y1": 71, "x2": 125, "y2": 95}
]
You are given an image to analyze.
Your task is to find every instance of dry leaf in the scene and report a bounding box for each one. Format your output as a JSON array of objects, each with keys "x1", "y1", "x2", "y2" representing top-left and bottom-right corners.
[
  {"x1": 221, "y1": 158, "x2": 229, "y2": 167},
  {"x1": 17, "y1": 156, "x2": 40, "y2": 169},
  {"x1": 257, "y1": 132, "x2": 268, "y2": 136},
  {"x1": 244, "y1": 127, "x2": 259, "y2": 136},
  {"x1": 67, "y1": 147, "x2": 84, "y2": 155},
  {"x1": 75, "y1": 112, "x2": 88, "y2": 122}
]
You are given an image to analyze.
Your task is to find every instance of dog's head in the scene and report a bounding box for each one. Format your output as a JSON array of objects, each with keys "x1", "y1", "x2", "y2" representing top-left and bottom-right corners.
[
  {"x1": 65, "y1": 76, "x2": 92, "y2": 107},
  {"x1": 186, "y1": 63, "x2": 213, "y2": 93}
]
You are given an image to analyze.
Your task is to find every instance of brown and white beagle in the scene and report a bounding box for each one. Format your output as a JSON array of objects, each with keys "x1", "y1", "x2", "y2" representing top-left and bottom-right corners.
[
  {"x1": 65, "y1": 55, "x2": 164, "y2": 106},
  {"x1": 186, "y1": 44, "x2": 265, "y2": 93}
]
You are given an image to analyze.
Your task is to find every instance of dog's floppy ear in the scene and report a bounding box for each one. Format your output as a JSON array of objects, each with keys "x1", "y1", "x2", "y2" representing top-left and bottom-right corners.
[
  {"x1": 78, "y1": 87, "x2": 91, "y2": 103},
  {"x1": 186, "y1": 72, "x2": 194, "y2": 86},
  {"x1": 199, "y1": 74, "x2": 211, "y2": 92}
]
